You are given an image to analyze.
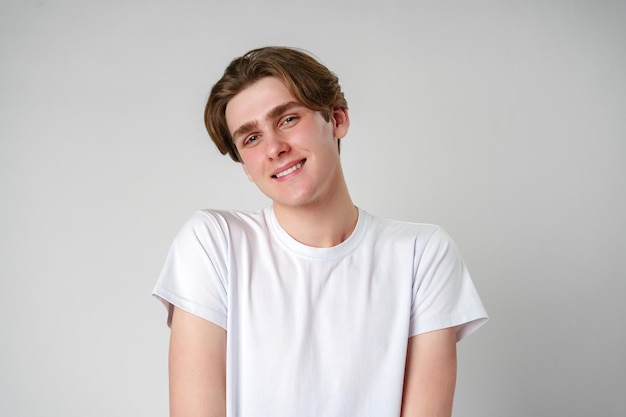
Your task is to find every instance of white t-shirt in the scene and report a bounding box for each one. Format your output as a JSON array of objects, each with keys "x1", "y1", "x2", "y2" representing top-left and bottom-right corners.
[{"x1": 153, "y1": 207, "x2": 488, "y2": 417}]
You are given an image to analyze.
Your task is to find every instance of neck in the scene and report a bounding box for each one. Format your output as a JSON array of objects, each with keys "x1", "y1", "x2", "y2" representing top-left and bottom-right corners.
[{"x1": 273, "y1": 188, "x2": 357, "y2": 248}]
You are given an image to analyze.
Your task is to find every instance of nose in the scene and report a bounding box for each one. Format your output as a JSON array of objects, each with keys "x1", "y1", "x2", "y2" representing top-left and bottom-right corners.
[{"x1": 265, "y1": 131, "x2": 290, "y2": 160}]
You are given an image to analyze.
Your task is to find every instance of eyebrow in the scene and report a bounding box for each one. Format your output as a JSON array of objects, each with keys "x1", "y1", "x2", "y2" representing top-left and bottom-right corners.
[{"x1": 231, "y1": 101, "x2": 302, "y2": 141}]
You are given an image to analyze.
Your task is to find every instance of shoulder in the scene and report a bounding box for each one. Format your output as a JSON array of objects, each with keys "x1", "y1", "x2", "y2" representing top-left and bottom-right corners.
[
  {"x1": 174, "y1": 208, "x2": 270, "y2": 248},
  {"x1": 182, "y1": 208, "x2": 268, "y2": 233},
  {"x1": 364, "y1": 212, "x2": 444, "y2": 245},
  {"x1": 362, "y1": 212, "x2": 462, "y2": 266}
]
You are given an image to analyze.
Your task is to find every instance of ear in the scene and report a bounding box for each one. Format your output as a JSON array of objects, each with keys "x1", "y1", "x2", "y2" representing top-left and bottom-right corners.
[
  {"x1": 331, "y1": 107, "x2": 350, "y2": 139},
  {"x1": 242, "y1": 163, "x2": 254, "y2": 181}
]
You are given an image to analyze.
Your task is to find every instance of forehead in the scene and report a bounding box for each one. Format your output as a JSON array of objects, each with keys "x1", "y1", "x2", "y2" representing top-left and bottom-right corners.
[{"x1": 225, "y1": 77, "x2": 296, "y2": 133}]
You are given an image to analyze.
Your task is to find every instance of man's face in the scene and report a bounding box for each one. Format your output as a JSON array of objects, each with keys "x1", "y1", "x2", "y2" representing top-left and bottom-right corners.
[{"x1": 225, "y1": 77, "x2": 349, "y2": 211}]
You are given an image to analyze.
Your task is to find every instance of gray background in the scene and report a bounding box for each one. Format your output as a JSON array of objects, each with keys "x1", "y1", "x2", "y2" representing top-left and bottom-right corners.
[{"x1": 1, "y1": 0, "x2": 625, "y2": 416}]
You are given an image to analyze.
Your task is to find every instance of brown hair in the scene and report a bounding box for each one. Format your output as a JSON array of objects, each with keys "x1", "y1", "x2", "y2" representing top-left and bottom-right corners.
[{"x1": 204, "y1": 46, "x2": 348, "y2": 162}]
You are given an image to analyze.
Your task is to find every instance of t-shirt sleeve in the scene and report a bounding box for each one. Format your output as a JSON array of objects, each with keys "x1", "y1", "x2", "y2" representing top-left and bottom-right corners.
[
  {"x1": 152, "y1": 211, "x2": 229, "y2": 329},
  {"x1": 409, "y1": 227, "x2": 488, "y2": 341}
]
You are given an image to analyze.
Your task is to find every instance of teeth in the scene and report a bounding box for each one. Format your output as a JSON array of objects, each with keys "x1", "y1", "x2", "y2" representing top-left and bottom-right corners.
[{"x1": 275, "y1": 161, "x2": 304, "y2": 178}]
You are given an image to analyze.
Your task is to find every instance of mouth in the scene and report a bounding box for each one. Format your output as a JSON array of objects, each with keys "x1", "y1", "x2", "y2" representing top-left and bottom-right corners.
[{"x1": 272, "y1": 159, "x2": 306, "y2": 178}]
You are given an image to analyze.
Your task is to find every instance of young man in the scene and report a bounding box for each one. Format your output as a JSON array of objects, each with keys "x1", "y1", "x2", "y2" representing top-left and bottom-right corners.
[{"x1": 153, "y1": 46, "x2": 488, "y2": 417}]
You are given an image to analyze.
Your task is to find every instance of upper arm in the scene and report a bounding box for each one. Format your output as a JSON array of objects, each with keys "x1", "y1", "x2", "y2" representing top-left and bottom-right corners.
[
  {"x1": 401, "y1": 327, "x2": 458, "y2": 417},
  {"x1": 169, "y1": 306, "x2": 227, "y2": 417}
]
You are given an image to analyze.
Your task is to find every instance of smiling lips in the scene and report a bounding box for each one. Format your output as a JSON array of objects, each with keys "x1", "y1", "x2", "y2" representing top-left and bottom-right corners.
[{"x1": 273, "y1": 159, "x2": 306, "y2": 178}]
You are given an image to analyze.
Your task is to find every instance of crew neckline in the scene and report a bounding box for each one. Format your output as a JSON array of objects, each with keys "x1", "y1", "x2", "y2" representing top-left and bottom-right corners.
[{"x1": 266, "y1": 206, "x2": 368, "y2": 261}]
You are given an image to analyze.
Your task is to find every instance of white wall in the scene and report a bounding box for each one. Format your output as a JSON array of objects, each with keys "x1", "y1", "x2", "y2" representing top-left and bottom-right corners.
[{"x1": 1, "y1": 1, "x2": 624, "y2": 416}]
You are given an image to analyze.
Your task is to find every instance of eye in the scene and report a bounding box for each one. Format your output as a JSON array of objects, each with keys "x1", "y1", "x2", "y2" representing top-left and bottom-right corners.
[
  {"x1": 281, "y1": 115, "x2": 298, "y2": 126},
  {"x1": 243, "y1": 134, "x2": 259, "y2": 146}
]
